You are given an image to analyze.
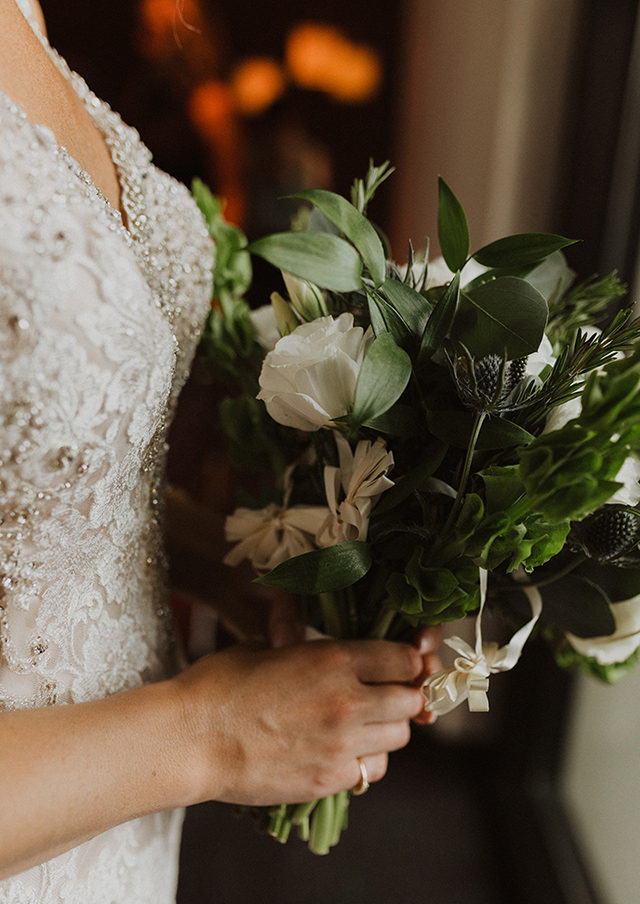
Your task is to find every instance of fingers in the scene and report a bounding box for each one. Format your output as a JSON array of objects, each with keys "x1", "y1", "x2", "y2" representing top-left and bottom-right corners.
[
  {"x1": 413, "y1": 625, "x2": 442, "y2": 656},
  {"x1": 348, "y1": 639, "x2": 423, "y2": 684}
]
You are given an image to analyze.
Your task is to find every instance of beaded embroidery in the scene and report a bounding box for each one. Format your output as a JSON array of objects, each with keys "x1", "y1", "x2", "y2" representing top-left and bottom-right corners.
[{"x1": 0, "y1": 2, "x2": 213, "y2": 901}]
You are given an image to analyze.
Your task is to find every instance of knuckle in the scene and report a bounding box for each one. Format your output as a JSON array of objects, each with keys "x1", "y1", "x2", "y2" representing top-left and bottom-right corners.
[{"x1": 324, "y1": 688, "x2": 360, "y2": 726}]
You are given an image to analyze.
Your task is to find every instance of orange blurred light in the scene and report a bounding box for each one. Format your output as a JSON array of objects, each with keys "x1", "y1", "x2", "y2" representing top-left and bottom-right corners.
[
  {"x1": 189, "y1": 80, "x2": 235, "y2": 135},
  {"x1": 285, "y1": 22, "x2": 382, "y2": 103},
  {"x1": 231, "y1": 57, "x2": 287, "y2": 116},
  {"x1": 137, "y1": 0, "x2": 205, "y2": 60}
]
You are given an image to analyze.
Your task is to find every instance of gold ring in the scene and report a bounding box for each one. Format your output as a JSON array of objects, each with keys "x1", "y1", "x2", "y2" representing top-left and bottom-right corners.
[{"x1": 352, "y1": 757, "x2": 370, "y2": 796}]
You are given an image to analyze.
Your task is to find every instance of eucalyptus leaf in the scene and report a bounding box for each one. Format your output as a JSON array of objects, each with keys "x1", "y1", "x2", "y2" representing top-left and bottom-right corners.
[
  {"x1": 523, "y1": 251, "x2": 575, "y2": 305},
  {"x1": 419, "y1": 271, "x2": 460, "y2": 363},
  {"x1": 292, "y1": 189, "x2": 386, "y2": 287},
  {"x1": 427, "y1": 410, "x2": 534, "y2": 449},
  {"x1": 454, "y1": 276, "x2": 548, "y2": 358},
  {"x1": 249, "y1": 232, "x2": 363, "y2": 291},
  {"x1": 363, "y1": 404, "x2": 416, "y2": 436},
  {"x1": 437, "y1": 177, "x2": 469, "y2": 272},
  {"x1": 539, "y1": 575, "x2": 615, "y2": 637},
  {"x1": 473, "y1": 233, "x2": 577, "y2": 269},
  {"x1": 351, "y1": 333, "x2": 412, "y2": 425},
  {"x1": 255, "y1": 541, "x2": 372, "y2": 593}
]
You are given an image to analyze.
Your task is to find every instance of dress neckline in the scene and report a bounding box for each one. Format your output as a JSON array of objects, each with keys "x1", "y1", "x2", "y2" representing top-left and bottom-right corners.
[{"x1": 8, "y1": 0, "x2": 136, "y2": 237}]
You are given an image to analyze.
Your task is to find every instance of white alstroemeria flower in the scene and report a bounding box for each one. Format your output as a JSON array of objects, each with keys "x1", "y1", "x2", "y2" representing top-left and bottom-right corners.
[
  {"x1": 257, "y1": 313, "x2": 373, "y2": 431},
  {"x1": 250, "y1": 304, "x2": 281, "y2": 351},
  {"x1": 316, "y1": 434, "x2": 394, "y2": 546},
  {"x1": 567, "y1": 595, "x2": 640, "y2": 665},
  {"x1": 224, "y1": 502, "x2": 329, "y2": 574}
]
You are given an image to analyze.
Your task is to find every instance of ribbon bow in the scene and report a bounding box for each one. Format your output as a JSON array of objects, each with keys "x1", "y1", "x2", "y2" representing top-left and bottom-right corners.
[{"x1": 421, "y1": 569, "x2": 542, "y2": 715}]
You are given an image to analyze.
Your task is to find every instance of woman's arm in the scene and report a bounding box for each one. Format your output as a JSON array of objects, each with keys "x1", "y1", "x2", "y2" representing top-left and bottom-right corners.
[{"x1": 0, "y1": 637, "x2": 424, "y2": 879}]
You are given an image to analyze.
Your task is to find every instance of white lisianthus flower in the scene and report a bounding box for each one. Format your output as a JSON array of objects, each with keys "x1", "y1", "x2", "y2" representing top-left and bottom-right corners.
[
  {"x1": 250, "y1": 304, "x2": 281, "y2": 351},
  {"x1": 567, "y1": 595, "x2": 640, "y2": 665},
  {"x1": 282, "y1": 272, "x2": 326, "y2": 321},
  {"x1": 424, "y1": 255, "x2": 487, "y2": 289},
  {"x1": 398, "y1": 254, "x2": 486, "y2": 290},
  {"x1": 257, "y1": 313, "x2": 374, "y2": 431},
  {"x1": 316, "y1": 434, "x2": 394, "y2": 547},
  {"x1": 224, "y1": 502, "x2": 329, "y2": 574},
  {"x1": 526, "y1": 333, "x2": 555, "y2": 378}
]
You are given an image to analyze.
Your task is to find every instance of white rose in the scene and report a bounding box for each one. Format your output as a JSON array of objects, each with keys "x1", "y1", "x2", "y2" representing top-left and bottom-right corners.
[
  {"x1": 567, "y1": 595, "x2": 640, "y2": 665},
  {"x1": 257, "y1": 313, "x2": 373, "y2": 431}
]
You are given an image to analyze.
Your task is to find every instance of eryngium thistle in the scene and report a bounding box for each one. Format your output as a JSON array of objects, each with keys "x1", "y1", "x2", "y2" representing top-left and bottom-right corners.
[
  {"x1": 448, "y1": 346, "x2": 537, "y2": 413},
  {"x1": 571, "y1": 505, "x2": 640, "y2": 562}
]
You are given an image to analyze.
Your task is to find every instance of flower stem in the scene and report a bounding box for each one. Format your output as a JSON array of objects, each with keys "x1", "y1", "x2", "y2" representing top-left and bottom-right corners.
[
  {"x1": 527, "y1": 553, "x2": 586, "y2": 588},
  {"x1": 370, "y1": 606, "x2": 397, "y2": 639},
  {"x1": 444, "y1": 410, "x2": 486, "y2": 533},
  {"x1": 318, "y1": 591, "x2": 344, "y2": 638}
]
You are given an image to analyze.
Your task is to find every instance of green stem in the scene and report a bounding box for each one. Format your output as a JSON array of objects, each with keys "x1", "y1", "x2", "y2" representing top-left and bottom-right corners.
[
  {"x1": 527, "y1": 553, "x2": 586, "y2": 588},
  {"x1": 444, "y1": 410, "x2": 486, "y2": 533},
  {"x1": 346, "y1": 586, "x2": 359, "y2": 637},
  {"x1": 318, "y1": 591, "x2": 344, "y2": 638},
  {"x1": 309, "y1": 795, "x2": 336, "y2": 856},
  {"x1": 369, "y1": 606, "x2": 397, "y2": 639}
]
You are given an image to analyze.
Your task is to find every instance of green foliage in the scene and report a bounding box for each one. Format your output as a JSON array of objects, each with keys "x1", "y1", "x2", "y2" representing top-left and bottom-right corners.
[
  {"x1": 453, "y1": 276, "x2": 548, "y2": 359},
  {"x1": 255, "y1": 542, "x2": 373, "y2": 593},
  {"x1": 554, "y1": 641, "x2": 639, "y2": 684},
  {"x1": 437, "y1": 177, "x2": 469, "y2": 272},
  {"x1": 292, "y1": 188, "x2": 386, "y2": 287},
  {"x1": 249, "y1": 232, "x2": 363, "y2": 291},
  {"x1": 351, "y1": 333, "x2": 412, "y2": 426},
  {"x1": 473, "y1": 232, "x2": 577, "y2": 269}
]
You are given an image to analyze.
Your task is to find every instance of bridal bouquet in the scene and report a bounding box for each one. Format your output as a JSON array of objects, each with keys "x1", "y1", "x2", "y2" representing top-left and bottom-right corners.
[{"x1": 194, "y1": 163, "x2": 640, "y2": 853}]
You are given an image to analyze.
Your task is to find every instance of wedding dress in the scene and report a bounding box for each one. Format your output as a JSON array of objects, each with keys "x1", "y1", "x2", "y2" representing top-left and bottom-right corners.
[{"x1": 0, "y1": 1, "x2": 214, "y2": 901}]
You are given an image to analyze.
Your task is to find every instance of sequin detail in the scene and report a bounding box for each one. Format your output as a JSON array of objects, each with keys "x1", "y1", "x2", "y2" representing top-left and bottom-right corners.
[{"x1": 0, "y1": 3, "x2": 213, "y2": 901}]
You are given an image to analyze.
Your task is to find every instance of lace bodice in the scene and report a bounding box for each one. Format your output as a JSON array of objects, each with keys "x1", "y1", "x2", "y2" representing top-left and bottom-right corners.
[{"x1": 0, "y1": 3, "x2": 213, "y2": 901}]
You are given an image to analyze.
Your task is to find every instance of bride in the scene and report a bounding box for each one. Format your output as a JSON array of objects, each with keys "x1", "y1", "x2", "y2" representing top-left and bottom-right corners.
[{"x1": 0, "y1": 0, "x2": 439, "y2": 901}]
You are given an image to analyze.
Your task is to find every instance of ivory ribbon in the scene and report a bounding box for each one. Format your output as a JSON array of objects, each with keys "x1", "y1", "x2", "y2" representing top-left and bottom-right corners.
[{"x1": 421, "y1": 569, "x2": 543, "y2": 715}]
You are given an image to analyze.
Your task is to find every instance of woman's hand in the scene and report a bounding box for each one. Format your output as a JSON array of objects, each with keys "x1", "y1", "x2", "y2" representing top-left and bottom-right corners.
[
  {"x1": 172, "y1": 638, "x2": 425, "y2": 807},
  {"x1": 412, "y1": 625, "x2": 443, "y2": 725}
]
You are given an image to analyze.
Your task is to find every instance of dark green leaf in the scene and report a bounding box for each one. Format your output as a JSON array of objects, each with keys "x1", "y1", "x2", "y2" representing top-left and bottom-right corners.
[
  {"x1": 249, "y1": 232, "x2": 362, "y2": 291},
  {"x1": 351, "y1": 333, "x2": 412, "y2": 425},
  {"x1": 379, "y1": 278, "x2": 431, "y2": 337},
  {"x1": 539, "y1": 575, "x2": 615, "y2": 637},
  {"x1": 473, "y1": 233, "x2": 577, "y2": 269},
  {"x1": 437, "y1": 177, "x2": 469, "y2": 272},
  {"x1": 427, "y1": 410, "x2": 534, "y2": 449},
  {"x1": 365, "y1": 289, "x2": 413, "y2": 347},
  {"x1": 254, "y1": 541, "x2": 372, "y2": 593},
  {"x1": 478, "y1": 465, "x2": 525, "y2": 513},
  {"x1": 292, "y1": 189, "x2": 386, "y2": 287},
  {"x1": 375, "y1": 442, "x2": 448, "y2": 515},
  {"x1": 419, "y1": 271, "x2": 460, "y2": 363},
  {"x1": 362, "y1": 404, "x2": 416, "y2": 436},
  {"x1": 454, "y1": 276, "x2": 548, "y2": 358}
]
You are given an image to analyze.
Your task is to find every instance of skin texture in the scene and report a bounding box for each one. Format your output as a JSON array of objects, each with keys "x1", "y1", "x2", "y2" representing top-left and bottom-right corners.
[{"x1": 0, "y1": 0, "x2": 441, "y2": 880}]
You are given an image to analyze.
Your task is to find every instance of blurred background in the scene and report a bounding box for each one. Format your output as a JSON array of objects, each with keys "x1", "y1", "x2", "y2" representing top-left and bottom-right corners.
[{"x1": 43, "y1": 0, "x2": 640, "y2": 901}]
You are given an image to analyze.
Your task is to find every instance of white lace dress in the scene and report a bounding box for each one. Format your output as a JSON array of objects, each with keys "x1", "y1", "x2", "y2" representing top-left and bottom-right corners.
[{"x1": 0, "y1": 3, "x2": 213, "y2": 901}]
